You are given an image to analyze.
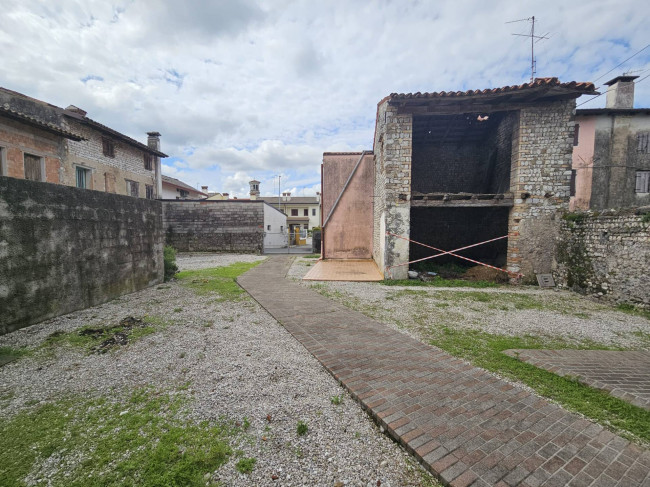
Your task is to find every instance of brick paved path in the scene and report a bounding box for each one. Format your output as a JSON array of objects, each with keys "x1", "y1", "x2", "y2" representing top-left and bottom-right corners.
[
  {"x1": 238, "y1": 257, "x2": 650, "y2": 487},
  {"x1": 503, "y1": 350, "x2": 650, "y2": 411}
]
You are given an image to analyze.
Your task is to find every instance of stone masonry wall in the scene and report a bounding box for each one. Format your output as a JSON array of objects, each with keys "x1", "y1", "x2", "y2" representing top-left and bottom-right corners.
[
  {"x1": 372, "y1": 100, "x2": 412, "y2": 278},
  {"x1": 0, "y1": 176, "x2": 164, "y2": 335},
  {"x1": 163, "y1": 200, "x2": 264, "y2": 253},
  {"x1": 507, "y1": 100, "x2": 575, "y2": 279},
  {"x1": 556, "y1": 208, "x2": 649, "y2": 309}
]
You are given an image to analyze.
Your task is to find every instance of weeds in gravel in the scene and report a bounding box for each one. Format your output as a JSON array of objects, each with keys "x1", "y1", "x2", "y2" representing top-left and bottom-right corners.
[
  {"x1": 616, "y1": 303, "x2": 650, "y2": 321},
  {"x1": 381, "y1": 278, "x2": 498, "y2": 288},
  {"x1": 330, "y1": 395, "x2": 343, "y2": 405},
  {"x1": 0, "y1": 388, "x2": 237, "y2": 487},
  {"x1": 235, "y1": 457, "x2": 256, "y2": 474},
  {"x1": 0, "y1": 346, "x2": 31, "y2": 366},
  {"x1": 296, "y1": 420, "x2": 308, "y2": 436},
  {"x1": 176, "y1": 261, "x2": 261, "y2": 302}
]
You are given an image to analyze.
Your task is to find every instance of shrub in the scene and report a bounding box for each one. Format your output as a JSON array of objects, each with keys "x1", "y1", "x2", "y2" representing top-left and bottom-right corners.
[{"x1": 163, "y1": 246, "x2": 178, "y2": 281}]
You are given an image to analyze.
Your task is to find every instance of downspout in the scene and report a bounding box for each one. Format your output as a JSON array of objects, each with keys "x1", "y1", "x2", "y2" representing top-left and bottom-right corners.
[{"x1": 320, "y1": 162, "x2": 325, "y2": 259}]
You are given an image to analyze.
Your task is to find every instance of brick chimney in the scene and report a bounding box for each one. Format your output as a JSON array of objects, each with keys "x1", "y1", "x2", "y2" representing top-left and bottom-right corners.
[
  {"x1": 604, "y1": 75, "x2": 638, "y2": 109},
  {"x1": 147, "y1": 132, "x2": 162, "y2": 198}
]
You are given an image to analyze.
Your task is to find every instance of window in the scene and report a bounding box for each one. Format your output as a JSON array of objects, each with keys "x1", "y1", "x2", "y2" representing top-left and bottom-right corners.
[
  {"x1": 144, "y1": 154, "x2": 153, "y2": 170},
  {"x1": 303, "y1": 224, "x2": 308, "y2": 229},
  {"x1": 24, "y1": 153, "x2": 43, "y2": 181},
  {"x1": 291, "y1": 209, "x2": 298, "y2": 216},
  {"x1": 178, "y1": 189, "x2": 189, "y2": 198},
  {"x1": 638, "y1": 133, "x2": 649, "y2": 153},
  {"x1": 76, "y1": 166, "x2": 91, "y2": 189},
  {"x1": 126, "y1": 179, "x2": 139, "y2": 197},
  {"x1": 267, "y1": 224, "x2": 271, "y2": 230},
  {"x1": 102, "y1": 138, "x2": 115, "y2": 158},
  {"x1": 573, "y1": 124, "x2": 580, "y2": 146},
  {"x1": 280, "y1": 226, "x2": 284, "y2": 232},
  {"x1": 303, "y1": 209, "x2": 308, "y2": 216},
  {"x1": 636, "y1": 171, "x2": 650, "y2": 194},
  {"x1": 145, "y1": 184, "x2": 154, "y2": 199},
  {"x1": 569, "y1": 170, "x2": 576, "y2": 197},
  {"x1": 0, "y1": 146, "x2": 6, "y2": 176},
  {"x1": 312, "y1": 208, "x2": 316, "y2": 216}
]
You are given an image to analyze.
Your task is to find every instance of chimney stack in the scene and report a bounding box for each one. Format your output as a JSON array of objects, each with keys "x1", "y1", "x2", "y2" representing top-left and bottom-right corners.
[
  {"x1": 604, "y1": 75, "x2": 638, "y2": 109},
  {"x1": 201, "y1": 185, "x2": 208, "y2": 192}
]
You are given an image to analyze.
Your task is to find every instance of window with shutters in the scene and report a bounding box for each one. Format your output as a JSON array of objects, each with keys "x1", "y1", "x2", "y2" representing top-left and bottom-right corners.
[
  {"x1": 291, "y1": 209, "x2": 298, "y2": 216},
  {"x1": 102, "y1": 138, "x2": 115, "y2": 158},
  {"x1": 144, "y1": 153, "x2": 153, "y2": 170},
  {"x1": 573, "y1": 124, "x2": 580, "y2": 146},
  {"x1": 24, "y1": 153, "x2": 43, "y2": 181},
  {"x1": 125, "y1": 179, "x2": 139, "y2": 197},
  {"x1": 636, "y1": 171, "x2": 650, "y2": 194},
  {"x1": 303, "y1": 208, "x2": 308, "y2": 216},
  {"x1": 312, "y1": 208, "x2": 316, "y2": 216},
  {"x1": 638, "y1": 133, "x2": 649, "y2": 153},
  {"x1": 145, "y1": 184, "x2": 154, "y2": 199}
]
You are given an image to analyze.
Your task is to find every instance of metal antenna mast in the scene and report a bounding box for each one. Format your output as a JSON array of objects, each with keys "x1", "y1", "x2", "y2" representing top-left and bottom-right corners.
[{"x1": 507, "y1": 16, "x2": 550, "y2": 82}]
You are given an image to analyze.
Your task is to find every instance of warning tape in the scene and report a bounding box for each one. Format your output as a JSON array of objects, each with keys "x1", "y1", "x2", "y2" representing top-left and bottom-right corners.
[{"x1": 385, "y1": 232, "x2": 523, "y2": 279}]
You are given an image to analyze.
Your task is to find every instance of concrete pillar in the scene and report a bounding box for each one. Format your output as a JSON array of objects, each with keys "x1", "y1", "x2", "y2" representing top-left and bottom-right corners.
[{"x1": 147, "y1": 131, "x2": 162, "y2": 198}]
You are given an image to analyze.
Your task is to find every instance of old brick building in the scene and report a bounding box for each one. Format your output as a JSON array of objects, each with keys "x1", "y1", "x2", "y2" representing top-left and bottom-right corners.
[
  {"x1": 0, "y1": 87, "x2": 166, "y2": 198},
  {"x1": 371, "y1": 78, "x2": 597, "y2": 279}
]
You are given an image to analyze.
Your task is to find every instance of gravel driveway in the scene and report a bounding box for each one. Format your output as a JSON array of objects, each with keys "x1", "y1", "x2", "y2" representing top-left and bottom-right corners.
[{"x1": 0, "y1": 254, "x2": 435, "y2": 486}]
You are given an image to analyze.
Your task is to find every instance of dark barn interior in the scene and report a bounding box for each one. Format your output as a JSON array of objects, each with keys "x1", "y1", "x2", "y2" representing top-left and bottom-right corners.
[
  {"x1": 411, "y1": 111, "x2": 517, "y2": 195},
  {"x1": 408, "y1": 110, "x2": 516, "y2": 271}
]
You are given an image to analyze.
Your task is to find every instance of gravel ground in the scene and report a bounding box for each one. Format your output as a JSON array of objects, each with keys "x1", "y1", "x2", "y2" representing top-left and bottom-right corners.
[
  {"x1": 290, "y1": 257, "x2": 650, "y2": 350},
  {"x1": 0, "y1": 253, "x2": 435, "y2": 487}
]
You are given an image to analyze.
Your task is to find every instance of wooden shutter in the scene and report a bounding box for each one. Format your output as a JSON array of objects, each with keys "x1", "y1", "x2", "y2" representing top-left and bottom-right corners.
[
  {"x1": 636, "y1": 171, "x2": 649, "y2": 193},
  {"x1": 24, "y1": 154, "x2": 42, "y2": 181},
  {"x1": 570, "y1": 170, "x2": 576, "y2": 197},
  {"x1": 573, "y1": 124, "x2": 580, "y2": 146}
]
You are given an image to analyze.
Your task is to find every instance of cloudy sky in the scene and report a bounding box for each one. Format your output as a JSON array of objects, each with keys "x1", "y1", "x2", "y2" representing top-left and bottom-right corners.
[{"x1": 2, "y1": 1, "x2": 649, "y2": 197}]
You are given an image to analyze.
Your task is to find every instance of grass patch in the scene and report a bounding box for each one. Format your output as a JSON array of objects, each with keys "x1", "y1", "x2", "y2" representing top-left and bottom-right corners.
[
  {"x1": 330, "y1": 395, "x2": 343, "y2": 405},
  {"x1": 0, "y1": 388, "x2": 237, "y2": 487},
  {"x1": 616, "y1": 303, "x2": 650, "y2": 321},
  {"x1": 235, "y1": 457, "x2": 256, "y2": 474},
  {"x1": 303, "y1": 254, "x2": 321, "y2": 259},
  {"x1": 41, "y1": 317, "x2": 156, "y2": 354},
  {"x1": 381, "y1": 277, "x2": 498, "y2": 288},
  {"x1": 427, "y1": 327, "x2": 650, "y2": 443},
  {"x1": 176, "y1": 261, "x2": 262, "y2": 302},
  {"x1": 296, "y1": 420, "x2": 308, "y2": 436},
  {"x1": 0, "y1": 346, "x2": 31, "y2": 367}
]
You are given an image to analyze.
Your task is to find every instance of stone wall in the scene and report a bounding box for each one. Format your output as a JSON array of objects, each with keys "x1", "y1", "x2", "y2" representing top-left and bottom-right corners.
[
  {"x1": 507, "y1": 100, "x2": 575, "y2": 278},
  {"x1": 556, "y1": 208, "x2": 650, "y2": 309},
  {"x1": 0, "y1": 176, "x2": 164, "y2": 335},
  {"x1": 163, "y1": 200, "x2": 264, "y2": 253},
  {"x1": 372, "y1": 100, "x2": 412, "y2": 278}
]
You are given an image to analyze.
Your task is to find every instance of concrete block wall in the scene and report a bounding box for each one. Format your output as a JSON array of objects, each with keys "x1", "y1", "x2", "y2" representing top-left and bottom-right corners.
[
  {"x1": 372, "y1": 100, "x2": 412, "y2": 278},
  {"x1": 556, "y1": 208, "x2": 650, "y2": 309},
  {"x1": 163, "y1": 200, "x2": 264, "y2": 253},
  {"x1": 507, "y1": 100, "x2": 575, "y2": 278},
  {"x1": 0, "y1": 176, "x2": 164, "y2": 335}
]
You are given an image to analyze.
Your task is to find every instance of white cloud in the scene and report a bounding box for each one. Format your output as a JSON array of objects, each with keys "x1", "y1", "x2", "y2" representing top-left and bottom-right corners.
[{"x1": 2, "y1": 0, "x2": 649, "y2": 192}]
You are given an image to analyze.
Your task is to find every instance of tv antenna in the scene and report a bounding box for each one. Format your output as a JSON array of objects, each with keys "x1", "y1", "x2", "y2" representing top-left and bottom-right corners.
[{"x1": 507, "y1": 16, "x2": 550, "y2": 82}]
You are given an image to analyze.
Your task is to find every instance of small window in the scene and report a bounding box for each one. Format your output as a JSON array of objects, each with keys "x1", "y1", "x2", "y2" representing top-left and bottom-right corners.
[
  {"x1": 291, "y1": 209, "x2": 298, "y2": 216},
  {"x1": 0, "y1": 146, "x2": 6, "y2": 176},
  {"x1": 280, "y1": 226, "x2": 284, "y2": 232},
  {"x1": 303, "y1": 209, "x2": 308, "y2": 216},
  {"x1": 125, "y1": 179, "x2": 139, "y2": 197},
  {"x1": 76, "y1": 166, "x2": 91, "y2": 189},
  {"x1": 312, "y1": 208, "x2": 316, "y2": 216},
  {"x1": 636, "y1": 171, "x2": 650, "y2": 194},
  {"x1": 573, "y1": 124, "x2": 580, "y2": 146},
  {"x1": 144, "y1": 154, "x2": 153, "y2": 170},
  {"x1": 24, "y1": 153, "x2": 43, "y2": 181},
  {"x1": 102, "y1": 138, "x2": 115, "y2": 158},
  {"x1": 638, "y1": 133, "x2": 649, "y2": 153},
  {"x1": 145, "y1": 184, "x2": 154, "y2": 199},
  {"x1": 178, "y1": 189, "x2": 189, "y2": 198},
  {"x1": 267, "y1": 224, "x2": 271, "y2": 231},
  {"x1": 303, "y1": 224, "x2": 308, "y2": 229},
  {"x1": 570, "y1": 170, "x2": 576, "y2": 197}
]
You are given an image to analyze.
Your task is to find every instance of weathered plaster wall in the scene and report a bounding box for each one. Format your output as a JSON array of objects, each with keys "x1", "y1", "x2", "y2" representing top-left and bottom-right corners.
[
  {"x1": 322, "y1": 153, "x2": 374, "y2": 259},
  {"x1": 507, "y1": 101, "x2": 574, "y2": 279},
  {"x1": 0, "y1": 117, "x2": 65, "y2": 183},
  {"x1": 0, "y1": 176, "x2": 164, "y2": 335},
  {"x1": 556, "y1": 208, "x2": 649, "y2": 309},
  {"x1": 570, "y1": 116, "x2": 596, "y2": 211},
  {"x1": 65, "y1": 120, "x2": 157, "y2": 197},
  {"x1": 372, "y1": 100, "x2": 412, "y2": 279},
  {"x1": 163, "y1": 200, "x2": 263, "y2": 253},
  {"x1": 590, "y1": 115, "x2": 650, "y2": 209},
  {"x1": 263, "y1": 203, "x2": 287, "y2": 249}
]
